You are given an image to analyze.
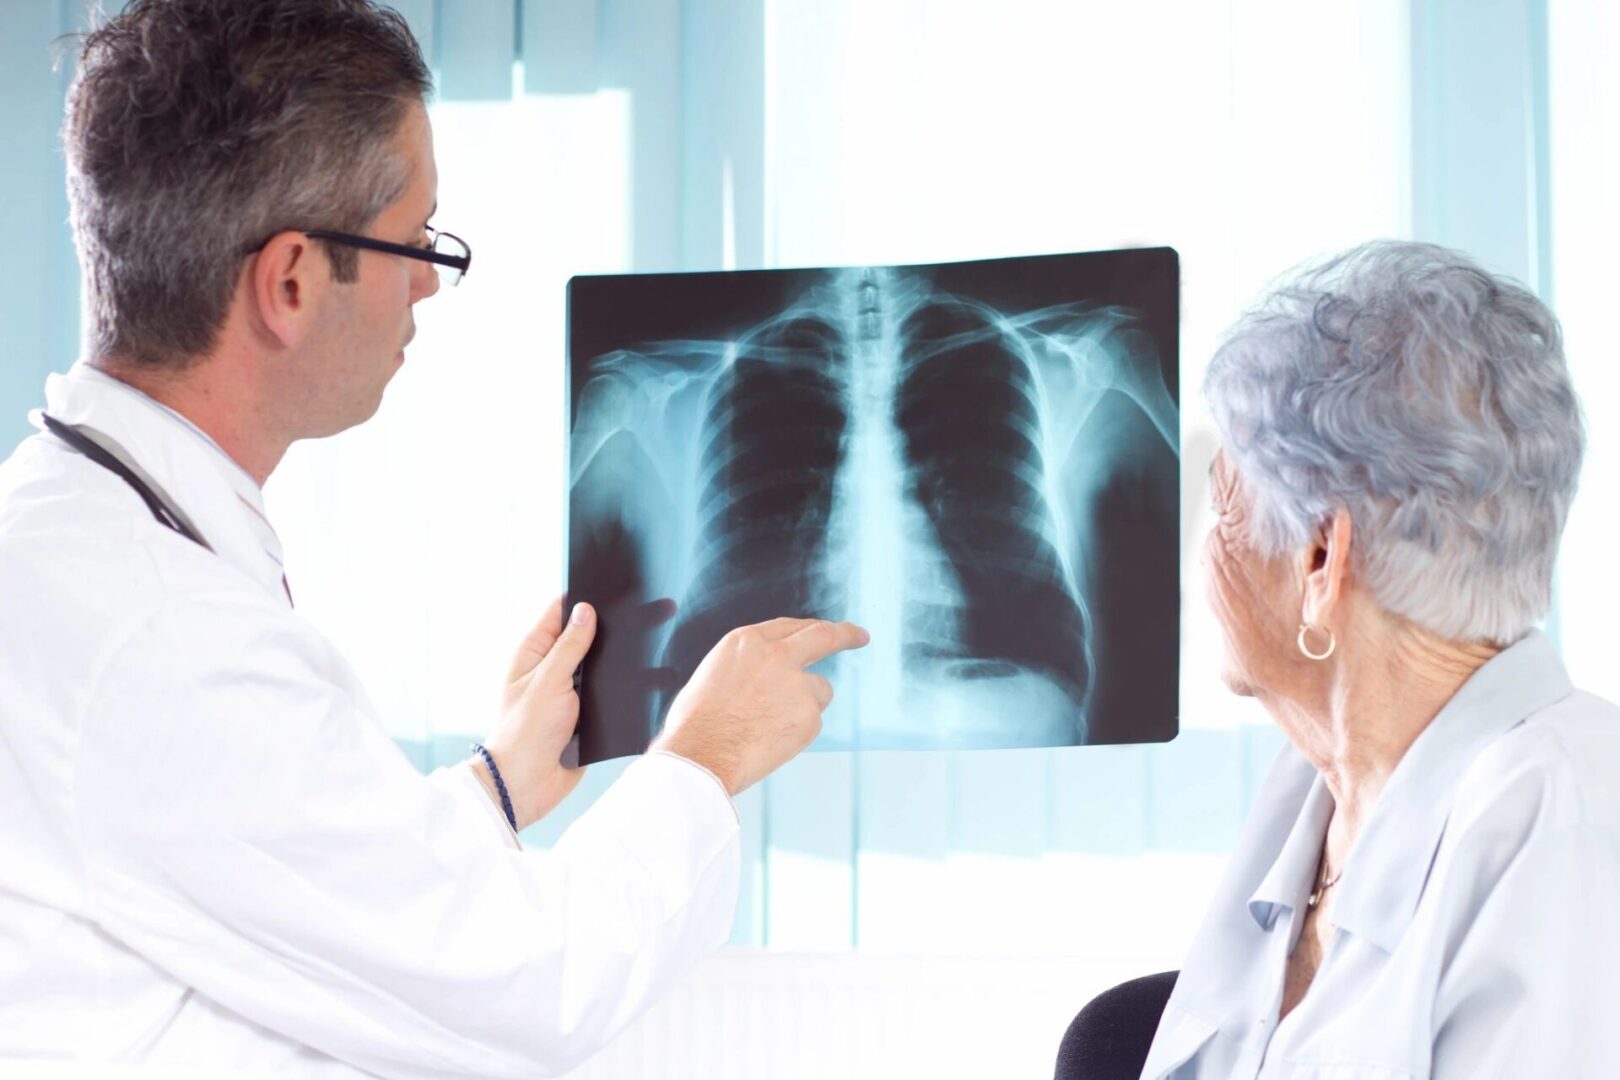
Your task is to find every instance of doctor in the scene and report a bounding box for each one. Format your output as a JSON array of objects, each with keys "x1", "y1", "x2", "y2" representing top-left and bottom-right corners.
[{"x1": 0, "y1": 1, "x2": 867, "y2": 1076}]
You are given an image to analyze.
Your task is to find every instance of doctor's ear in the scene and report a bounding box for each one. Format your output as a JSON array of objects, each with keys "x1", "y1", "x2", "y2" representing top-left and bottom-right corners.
[
  {"x1": 246, "y1": 231, "x2": 334, "y2": 348},
  {"x1": 1299, "y1": 507, "x2": 1354, "y2": 626}
]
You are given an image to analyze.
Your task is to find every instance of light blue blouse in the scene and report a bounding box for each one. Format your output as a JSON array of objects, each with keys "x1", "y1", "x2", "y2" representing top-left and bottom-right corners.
[{"x1": 1143, "y1": 631, "x2": 1620, "y2": 1078}]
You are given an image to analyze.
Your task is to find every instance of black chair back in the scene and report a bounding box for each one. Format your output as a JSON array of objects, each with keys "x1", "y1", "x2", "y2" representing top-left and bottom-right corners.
[{"x1": 1054, "y1": 970, "x2": 1179, "y2": 1079}]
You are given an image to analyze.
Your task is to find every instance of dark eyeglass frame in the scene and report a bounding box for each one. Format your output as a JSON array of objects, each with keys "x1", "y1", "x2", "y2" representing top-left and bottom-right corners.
[{"x1": 303, "y1": 226, "x2": 472, "y2": 284}]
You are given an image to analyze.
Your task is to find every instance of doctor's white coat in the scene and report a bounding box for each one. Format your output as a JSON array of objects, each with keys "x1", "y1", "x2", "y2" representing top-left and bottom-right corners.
[{"x1": 0, "y1": 364, "x2": 741, "y2": 1078}]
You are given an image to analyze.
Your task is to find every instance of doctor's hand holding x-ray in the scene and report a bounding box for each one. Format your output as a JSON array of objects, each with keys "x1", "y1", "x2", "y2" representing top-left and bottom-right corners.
[{"x1": 483, "y1": 597, "x2": 868, "y2": 829}]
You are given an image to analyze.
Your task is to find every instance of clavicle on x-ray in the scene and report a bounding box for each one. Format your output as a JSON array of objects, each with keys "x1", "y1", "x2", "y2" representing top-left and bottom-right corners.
[{"x1": 566, "y1": 248, "x2": 1179, "y2": 765}]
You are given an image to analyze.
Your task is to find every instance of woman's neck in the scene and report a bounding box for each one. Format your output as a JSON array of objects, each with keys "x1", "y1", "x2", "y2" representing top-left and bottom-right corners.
[{"x1": 1264, "y1": 620, "x2": 1501, "y2": 863}]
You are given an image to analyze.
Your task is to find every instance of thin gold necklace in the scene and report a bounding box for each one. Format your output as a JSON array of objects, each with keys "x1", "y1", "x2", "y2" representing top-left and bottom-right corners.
[{"x1": 1307, "y1": 852, "x2": 1343, "y2": 910}]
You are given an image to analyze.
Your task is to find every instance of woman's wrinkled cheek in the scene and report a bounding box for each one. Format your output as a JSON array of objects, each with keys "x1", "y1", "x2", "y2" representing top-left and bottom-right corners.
[
  {"x1": 1205, "y1": 517, "x2": 1275, "y2": 694},
  {"x1": 1205, "y1": 522, "x2": 1248, "y2": 628}
]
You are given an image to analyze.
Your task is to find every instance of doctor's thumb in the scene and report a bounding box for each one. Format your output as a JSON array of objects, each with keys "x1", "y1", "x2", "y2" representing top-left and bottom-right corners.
[{"x1": 542, "y1": 603, "x2": 597, "y2": 684}]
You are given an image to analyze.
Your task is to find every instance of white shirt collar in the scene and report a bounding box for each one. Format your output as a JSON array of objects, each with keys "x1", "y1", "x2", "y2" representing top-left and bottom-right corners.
[
  {"x1": 35, "y1": 362, "x2": 292, "y2": 607},
  {"x1": 1237, "y1": 629, "x2": 1575, "y2": 951}
]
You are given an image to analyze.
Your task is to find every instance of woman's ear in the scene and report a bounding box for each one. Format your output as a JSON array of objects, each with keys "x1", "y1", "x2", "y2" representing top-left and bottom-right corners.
[{"x1": 1300, "y1": 507, "x2": 1353, "y2": 628}]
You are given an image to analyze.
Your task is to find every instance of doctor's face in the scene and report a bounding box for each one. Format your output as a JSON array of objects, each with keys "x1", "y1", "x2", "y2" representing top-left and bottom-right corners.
[{"x1": 295, "y1": 102, "x2": 442, "y2": 436}]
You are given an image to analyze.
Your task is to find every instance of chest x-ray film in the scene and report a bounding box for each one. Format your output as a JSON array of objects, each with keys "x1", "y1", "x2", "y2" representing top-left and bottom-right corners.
[{"x1": 566, "y1": 247, "x2": 1179, "y2": 764}]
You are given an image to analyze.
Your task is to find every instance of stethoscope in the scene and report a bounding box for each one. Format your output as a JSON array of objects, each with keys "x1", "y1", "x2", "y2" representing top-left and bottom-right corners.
[{"x1": 38, "y1": 412, "x2": 213, "y2": 553}]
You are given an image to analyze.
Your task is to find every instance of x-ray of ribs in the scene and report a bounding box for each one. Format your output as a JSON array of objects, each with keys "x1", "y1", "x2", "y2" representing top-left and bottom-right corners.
[{"x1": 570, "y1": 267, "x2": 1178, "y2": 749}]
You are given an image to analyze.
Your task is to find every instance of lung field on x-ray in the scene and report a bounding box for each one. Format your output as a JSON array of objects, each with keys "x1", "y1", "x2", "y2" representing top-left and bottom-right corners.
[{"x1": 567, "y1": 249, "x2": 1179, "y2": 764}]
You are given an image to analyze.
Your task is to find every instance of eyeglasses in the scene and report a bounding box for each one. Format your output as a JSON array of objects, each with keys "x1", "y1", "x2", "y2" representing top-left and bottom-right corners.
[{"x1": 304, "y1": 225, "x2": 472, "y2": 286}]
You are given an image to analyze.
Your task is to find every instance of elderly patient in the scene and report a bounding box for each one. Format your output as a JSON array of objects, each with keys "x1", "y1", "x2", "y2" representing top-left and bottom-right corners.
[{"x1": 1140, "y1": 241, "x2": 1620, "y2": 1077}]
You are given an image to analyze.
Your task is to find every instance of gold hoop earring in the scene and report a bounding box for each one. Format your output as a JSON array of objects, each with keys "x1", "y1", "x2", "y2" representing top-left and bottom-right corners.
[{"x1": 1297, "y1": 624, "x2": 1336, "y2": 661}]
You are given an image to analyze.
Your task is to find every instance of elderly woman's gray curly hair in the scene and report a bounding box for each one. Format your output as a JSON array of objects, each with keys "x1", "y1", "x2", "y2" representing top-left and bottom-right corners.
[{"x1": 1204, "y1": 240, "x2": 1584, "y2": 645}]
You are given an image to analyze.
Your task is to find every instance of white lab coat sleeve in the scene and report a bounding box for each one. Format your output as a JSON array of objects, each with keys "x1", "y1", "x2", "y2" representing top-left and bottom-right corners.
[
  {"x1": 1427, "y1": 752, "x2": 1620, "y2": 1078},
  {"x1": 73, "y1": 593, "x2": 741, "y2": 1080},
  {"x1": 425, "y1": 762, "x2": 522, "y2": 850}
]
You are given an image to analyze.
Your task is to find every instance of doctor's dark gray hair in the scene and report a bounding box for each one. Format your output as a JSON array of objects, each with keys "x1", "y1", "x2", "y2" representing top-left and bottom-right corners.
[
  {"x1": 63, "y1": 0, "x2": 432, "y2": 369},
  {"x1": 1204, "y1": 241, "x2": 1584, "y2": 645}
]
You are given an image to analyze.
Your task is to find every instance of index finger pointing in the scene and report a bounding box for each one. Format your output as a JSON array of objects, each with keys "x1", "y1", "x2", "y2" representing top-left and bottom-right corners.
[
  {"x1": 782, "y1": 620, "x2": 870, "y2": 667},
  {"x1": 753, "y1": 616, "x2": 823, "y2": 642}
]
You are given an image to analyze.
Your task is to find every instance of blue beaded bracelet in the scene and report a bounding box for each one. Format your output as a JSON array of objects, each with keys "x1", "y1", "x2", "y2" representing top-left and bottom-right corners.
[{"x1": 470, "y1": 742, "x2": 518, "y2": 831}]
